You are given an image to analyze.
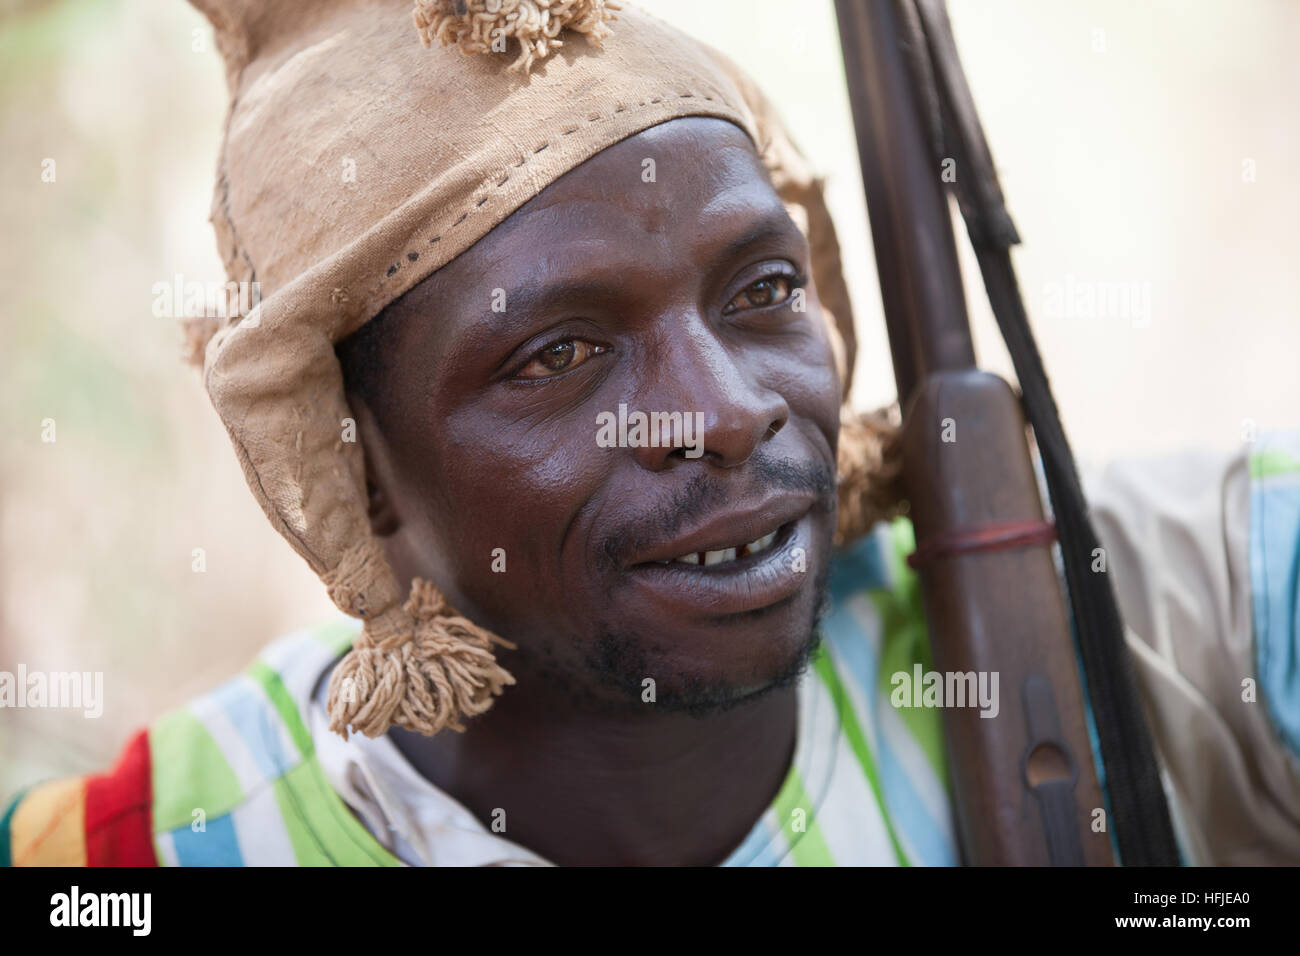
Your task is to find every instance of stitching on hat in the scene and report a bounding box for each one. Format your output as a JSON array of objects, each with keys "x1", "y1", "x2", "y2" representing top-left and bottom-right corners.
[{"x1": 384, "y1": 92, "x2": 736, "y2": 284}]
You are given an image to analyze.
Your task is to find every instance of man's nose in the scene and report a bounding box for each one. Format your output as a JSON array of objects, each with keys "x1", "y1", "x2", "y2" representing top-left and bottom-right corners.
[{"x1": 630, "y1": 319, "x2": 789, "y2": 471}]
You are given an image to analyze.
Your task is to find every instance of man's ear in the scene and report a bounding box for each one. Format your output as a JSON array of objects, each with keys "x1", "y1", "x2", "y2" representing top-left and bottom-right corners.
[{"x1": 346, "y1": 393, "x2": 402, "y2": 537}]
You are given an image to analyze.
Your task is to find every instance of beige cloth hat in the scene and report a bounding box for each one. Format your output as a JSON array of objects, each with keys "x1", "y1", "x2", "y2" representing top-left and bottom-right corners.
[{"x1": 187, "y1": 0, "x2": 902, "y2": 740}]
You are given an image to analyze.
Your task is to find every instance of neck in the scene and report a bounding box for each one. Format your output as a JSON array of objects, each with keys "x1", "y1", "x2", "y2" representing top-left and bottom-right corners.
[{"x1": 388, "y1": 680, "x2": 799, "y2": 866}]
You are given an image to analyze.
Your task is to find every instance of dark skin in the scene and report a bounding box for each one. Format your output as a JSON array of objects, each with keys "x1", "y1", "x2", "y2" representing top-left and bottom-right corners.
[{"x1": 344, "y1": 117, "x2": 844, "y2": 866}]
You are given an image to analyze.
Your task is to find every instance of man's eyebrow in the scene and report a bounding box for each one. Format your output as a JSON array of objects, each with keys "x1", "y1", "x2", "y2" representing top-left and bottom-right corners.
[
  {"x1": 489, "y1": 278, "x2": 627, "y2": 330},
  {"x1": 715, "y1": 207, "x2": 806, "y2": 265}
]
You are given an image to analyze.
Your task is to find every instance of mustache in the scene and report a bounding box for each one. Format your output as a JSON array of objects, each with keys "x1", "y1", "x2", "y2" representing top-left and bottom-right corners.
[{"x1": 600, "y1": 455, "x2": 836, "y2": 569}]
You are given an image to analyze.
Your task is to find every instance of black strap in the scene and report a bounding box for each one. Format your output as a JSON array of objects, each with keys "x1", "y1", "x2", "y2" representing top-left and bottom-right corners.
[{"x1": 906, "y1": 0, "x2": 1181, "y2": 866}]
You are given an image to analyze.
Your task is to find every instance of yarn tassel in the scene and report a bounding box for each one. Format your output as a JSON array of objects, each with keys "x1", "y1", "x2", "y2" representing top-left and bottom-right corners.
[
  {"x1": 413, "y1": 0, "x2": 622, "y2": 73},
  {"x1": 326, "y1": 577, "x2": 516, "y2": 740}
]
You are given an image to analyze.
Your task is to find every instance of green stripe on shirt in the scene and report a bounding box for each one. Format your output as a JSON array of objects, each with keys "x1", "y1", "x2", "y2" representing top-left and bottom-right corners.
[
  {"x1": 248, "y1": 660, "x2": 315, "y2": 761},
  {"x1": 149, "y1": 707, "x2": 244, "y2": 833},
  {"x1": 875, "y1": 519, "x2": 947, "y2": 784},
  {"x1": 772, "y1": 765, "x2": 835, "y2": 866},
  {"x1": 814, "y1": 650, "x2": 910, "y2": 866},
  {"x1": 1251, "y1": 449, "x2": 1300, "y2": 479},
  {"x1": 272, "y1": 760, "x2": 403, "y2": 867}
]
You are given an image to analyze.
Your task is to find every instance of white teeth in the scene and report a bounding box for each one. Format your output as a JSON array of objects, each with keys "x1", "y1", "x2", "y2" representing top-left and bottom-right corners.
[{"x1": 668, "y1": 531, "x2": 780, "y2": 567}]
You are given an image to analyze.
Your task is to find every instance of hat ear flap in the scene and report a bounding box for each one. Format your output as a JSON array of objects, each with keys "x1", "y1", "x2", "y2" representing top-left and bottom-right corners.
[{"x1": 205, "y1": 290, "x2": 514, "y2": 741}]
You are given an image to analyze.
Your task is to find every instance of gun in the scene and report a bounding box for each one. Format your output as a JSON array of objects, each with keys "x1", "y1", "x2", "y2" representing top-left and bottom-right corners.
[{"x1": 834, "y1": 0, "x2": 1180, "y2": 866}]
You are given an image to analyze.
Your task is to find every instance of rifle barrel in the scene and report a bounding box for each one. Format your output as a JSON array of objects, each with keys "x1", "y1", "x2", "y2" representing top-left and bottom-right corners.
[{"x1": 834, "y1": 0, "x2": 975, "y2": 409}]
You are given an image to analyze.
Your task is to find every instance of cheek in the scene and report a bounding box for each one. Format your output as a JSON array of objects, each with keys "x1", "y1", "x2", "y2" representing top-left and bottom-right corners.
[
  {"x1": 766, "y1": 309, "x2": 843, "y2": 443},
  {"x1": 400, "y1": 402, "x2": 608, "y2": 616}
]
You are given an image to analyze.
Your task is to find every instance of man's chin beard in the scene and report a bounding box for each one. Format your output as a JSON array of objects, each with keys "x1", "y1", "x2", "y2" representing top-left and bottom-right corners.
[
  {"x1": 578, "y1": 565, "x2": 832, "y2": 718},
  {"x1": 646, "y1": 628, "x2": 825, "y2": 718}
]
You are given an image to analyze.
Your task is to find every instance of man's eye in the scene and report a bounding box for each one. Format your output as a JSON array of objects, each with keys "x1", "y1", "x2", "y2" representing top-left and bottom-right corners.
[
  {"x1": 724, "y1": 274, "x2": 796, "y2": 314},
  {"x1": 514, "y1": 339, "x2": 605, "y2": 380}
]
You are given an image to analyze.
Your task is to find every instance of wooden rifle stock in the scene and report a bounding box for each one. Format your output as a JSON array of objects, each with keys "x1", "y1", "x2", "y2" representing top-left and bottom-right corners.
[{"x1": 835, "y1": 0, "x2": 1113, "y2": 865}]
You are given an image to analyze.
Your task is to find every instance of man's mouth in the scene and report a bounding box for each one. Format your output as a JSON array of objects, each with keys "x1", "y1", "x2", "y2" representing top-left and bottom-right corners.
[
  {"x1": 653, "y1": 529, "x2": 781, "y2": 567},
  {"x1": 619, "y1": 492, "x2": 823, "y2": 618},
  {"x1": 623, "y1": 491, "x2": 814, "y2": 571}
]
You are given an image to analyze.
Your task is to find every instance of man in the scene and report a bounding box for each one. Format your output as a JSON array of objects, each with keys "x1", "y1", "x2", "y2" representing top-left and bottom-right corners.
[{"x1": 2, "y1": 0, "x2": 1297, "y2": 866}]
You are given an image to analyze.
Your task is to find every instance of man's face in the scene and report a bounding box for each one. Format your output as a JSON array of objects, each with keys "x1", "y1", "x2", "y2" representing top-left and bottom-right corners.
[{"x1": 351, "y1": 117, "x2": 843, "y2": 716}]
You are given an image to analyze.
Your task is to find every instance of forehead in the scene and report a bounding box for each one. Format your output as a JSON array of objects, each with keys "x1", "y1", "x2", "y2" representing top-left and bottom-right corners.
[
  {"x1": 504, "y1": 116, "x2": 775, "y2": 229},
  {"x1": 420, "y1": 116, "x2": 794, "y2": 296}
]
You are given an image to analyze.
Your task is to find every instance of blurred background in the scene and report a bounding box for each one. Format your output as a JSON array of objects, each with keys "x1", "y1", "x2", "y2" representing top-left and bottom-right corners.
[{"x1": 1, "y1": 0, "x2": 1296, "y2": 795}]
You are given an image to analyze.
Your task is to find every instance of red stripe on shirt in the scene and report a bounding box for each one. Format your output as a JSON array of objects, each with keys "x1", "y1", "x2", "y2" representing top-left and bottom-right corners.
[{"x1": 84, "y1": 729, "x2": 157, "y2": 866}]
